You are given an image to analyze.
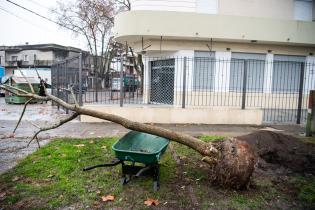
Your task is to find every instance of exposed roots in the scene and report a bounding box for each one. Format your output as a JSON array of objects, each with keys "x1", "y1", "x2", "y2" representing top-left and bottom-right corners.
[{"x1": 209, "y1": 138, "x2": 256, "y2": 189}]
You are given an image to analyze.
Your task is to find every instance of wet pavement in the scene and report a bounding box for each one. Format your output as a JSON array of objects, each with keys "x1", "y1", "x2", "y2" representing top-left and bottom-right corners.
[{"x1": 0, "y1": 97, "x2": 305, "y2": 174}]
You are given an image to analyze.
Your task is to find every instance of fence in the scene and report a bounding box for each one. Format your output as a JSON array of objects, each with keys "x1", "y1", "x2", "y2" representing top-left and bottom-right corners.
[
  {"x1": 51, "y1": 55, "x2": 315, "y2": 124},
  {"x1": 51, "y1": 54, "x2": 143, "y2": 110}
]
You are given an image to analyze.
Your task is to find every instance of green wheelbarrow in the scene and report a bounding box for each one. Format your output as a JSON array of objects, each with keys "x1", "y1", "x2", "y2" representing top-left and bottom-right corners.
[{"x1": 83, "y1": 131, "x2": 170, "y2": 191}]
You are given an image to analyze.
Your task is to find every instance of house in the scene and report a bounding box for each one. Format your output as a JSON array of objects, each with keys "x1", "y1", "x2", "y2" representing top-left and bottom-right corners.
[
  {"x1": 107, "y1": 0, "x2": 315, "y2": 124},
  {"x1": 0, "y1": 43, "x2": 90, "y2": 78}
]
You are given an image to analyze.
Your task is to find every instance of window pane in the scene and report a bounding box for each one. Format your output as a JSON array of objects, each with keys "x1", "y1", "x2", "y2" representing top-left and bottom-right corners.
[
  {"x1": 193, "y1": 51, "x2": 215, "y2": 91},
  {"x1": 272, "y1": 54, "x2": 306, "y2": 93},
  {"x1": 294, "y1": 0, "x2": 313, "y2": 21},
  {"x1": 230, "y1": 53, "x2": 266, "y2": 92}
]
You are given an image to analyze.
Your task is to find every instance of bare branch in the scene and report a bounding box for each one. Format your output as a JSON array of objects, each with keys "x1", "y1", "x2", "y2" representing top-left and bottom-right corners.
[
  {"x1": 70, "y1": 87, "x2": 79, "y2": 106},
  {"x1": 13, "y1": 98, "x2": 33, "y2": 133},
  {"x1": 27, "y1": 113, "x2": 79, "y2": 147},
  {"x1": 30, "y1": 121, "x2": 41, "y2": 129},
  {"x1": 18, "y1": 69, "x2": 35, "y2": 93}
]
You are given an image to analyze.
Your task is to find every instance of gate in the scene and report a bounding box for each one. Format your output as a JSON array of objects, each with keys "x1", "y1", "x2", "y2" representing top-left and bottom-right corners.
[{"x1": 150, "y1": 59, "x2": 175, "y2": 105}]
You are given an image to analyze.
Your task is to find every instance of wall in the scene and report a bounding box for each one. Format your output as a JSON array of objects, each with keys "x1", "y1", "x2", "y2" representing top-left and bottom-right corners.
[
  {"x1": 114, "y1": 11, "x2": 315, "y2": 46},
  {"x1": 130, "y1": 0, "x2": 195, "y2": 12},
  {"x1": 81, "y1": 105, "x2": 263, "y2": 125},
  {"x1": 129, "y1": 0, "x2": 296, "y2": 20},
  {"x1": 5, "y1": 50, "x2": 54, "y2": 64},
  {"x1": 0, "y1": 51, "x2": 5, "y2": 66},
  {"x1": 219, "y1": 0, "x2": 294, "y2": 20}
]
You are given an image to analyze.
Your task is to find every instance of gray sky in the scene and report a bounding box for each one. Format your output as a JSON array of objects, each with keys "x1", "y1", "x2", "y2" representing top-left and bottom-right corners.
[{"x1": 0, "y1": 0, "x2": 88, "y2": 50}]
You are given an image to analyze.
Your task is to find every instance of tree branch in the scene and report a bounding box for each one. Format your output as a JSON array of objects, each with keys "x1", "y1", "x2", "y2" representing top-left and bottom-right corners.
[
  {"x1": 18, "y1": 69, "x2": 35, "y2": 94},
  {"x1": 27, "y1": 113, "x2": 79, "y2": 147},
  {"x1": 13, "y1": 98, "x2": 33, "y2": 133}
]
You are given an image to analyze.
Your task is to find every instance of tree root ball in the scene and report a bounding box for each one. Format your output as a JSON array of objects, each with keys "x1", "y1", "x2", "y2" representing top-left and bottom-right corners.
[{"x1": 211, "y1": 138, "x2": 256, "y2": 189}]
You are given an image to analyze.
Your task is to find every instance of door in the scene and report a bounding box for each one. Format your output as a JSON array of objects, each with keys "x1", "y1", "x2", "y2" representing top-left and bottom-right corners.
[{"x1": 150, "y1": 59, "x2": 175, "y2": 105}]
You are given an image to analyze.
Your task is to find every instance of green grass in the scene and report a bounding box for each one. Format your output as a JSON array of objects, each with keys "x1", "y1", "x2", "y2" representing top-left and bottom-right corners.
[
  {"x1": 0, "y1": 136, "x2": 313, "y2": 209},
  {"x1": 300, "y1": 136, "x2": 315, "y2": 144},
  {"x1": 199, "y1": 135, "x2": 225, "y2": 142}
]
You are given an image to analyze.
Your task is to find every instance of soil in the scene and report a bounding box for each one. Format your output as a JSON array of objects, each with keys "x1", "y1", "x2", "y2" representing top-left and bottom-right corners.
[{"x1": 236, "y1": 130, "x2": 315, "y2": 175}]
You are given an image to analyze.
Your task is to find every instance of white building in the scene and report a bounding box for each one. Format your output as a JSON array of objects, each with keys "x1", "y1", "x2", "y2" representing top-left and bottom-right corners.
[{"x1": 83, "y1": 0, "x2": 315, "y2": 124}]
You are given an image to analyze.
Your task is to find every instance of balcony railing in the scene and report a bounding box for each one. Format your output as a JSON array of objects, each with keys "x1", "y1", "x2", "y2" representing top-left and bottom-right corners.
[
  {"x1": 5, "y1": 60, "x2": 18, "y2": 67},
  {"x1": 5, "y1": 60, "x2": 55, "y2": 67},
  {"x1": 34, "y1": 60, "x2": 54, "y2": 66}
]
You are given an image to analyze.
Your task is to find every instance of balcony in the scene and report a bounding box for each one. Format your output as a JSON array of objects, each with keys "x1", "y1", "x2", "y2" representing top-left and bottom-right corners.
[
  {"x1": 5, "y1": 60, "x2": 55, "y2": 67},
  {"x1": 5, "y1": 60, "x2": 18, "y2": 67},
  {"x1": 114, "y1": 10, "x2": 315, "y2": 47},
  {"x1": 34, "y1": 60, "x2": 54, "y2": 66}
]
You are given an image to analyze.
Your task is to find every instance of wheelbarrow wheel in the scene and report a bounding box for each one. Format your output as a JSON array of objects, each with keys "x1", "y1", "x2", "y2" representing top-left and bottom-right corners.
[{"x1": 153, "y1": 181, "x2": 159, "y2": 191}]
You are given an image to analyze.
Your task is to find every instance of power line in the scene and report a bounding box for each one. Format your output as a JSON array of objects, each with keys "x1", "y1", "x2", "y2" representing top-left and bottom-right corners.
[
  {"x1": 0, "y1": 6, "x2": 47, "y2": 30},
  {"x1": 25, "y1": 0, "x2": 51, "y2": 10},
  {"x1": 5, "y1": 0, "x2": 104, "y2": 46}
]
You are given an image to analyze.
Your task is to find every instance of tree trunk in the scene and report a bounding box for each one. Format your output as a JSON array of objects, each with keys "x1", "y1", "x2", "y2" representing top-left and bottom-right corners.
[{"x1": 0, "y1": 84, "x2": 256, "y2": 189}]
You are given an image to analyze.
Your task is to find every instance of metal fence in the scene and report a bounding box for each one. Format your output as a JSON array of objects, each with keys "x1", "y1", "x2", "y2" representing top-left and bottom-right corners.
[
  {"x1": 51, "y1": 54, "x2": 143, "y2": 110},
  {"x1": 51, "y1": 55, "x2": 315, "y2": 124}
]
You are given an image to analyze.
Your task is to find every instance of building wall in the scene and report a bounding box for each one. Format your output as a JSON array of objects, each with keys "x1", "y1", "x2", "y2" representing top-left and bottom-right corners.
[
  {"x1": 219, "y1": 0, "x2": 294, "y2": 20},
  {"x1": 0, "y1": 51, "x2": 5, "y2": 66},
  {"x1": 129, "y1": 0, "x2": 312, "y2": 21},
  {"x1": 114, "y1": 10, "x2": 315, "y2": 47},
  {"x1": 81, "y1": 105, "x2": 263, "y2": 125},
  {"x1": 142, "y1": 49, "x2": 315, "y2": 108},
  {"x1": 130, "y1": 0, "x2": 196, "y2": 12},
  {"x1": 5, "y1": 50, "x2": 54, "y2": 64}
]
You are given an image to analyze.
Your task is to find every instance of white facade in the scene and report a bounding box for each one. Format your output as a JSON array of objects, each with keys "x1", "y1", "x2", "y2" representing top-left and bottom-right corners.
[
  {"x1": 130, "y1": 0, "x2": 314, "y2": 21},
  {"x1": 114, "y1": 0, "x2": 315, "y2": 124}
]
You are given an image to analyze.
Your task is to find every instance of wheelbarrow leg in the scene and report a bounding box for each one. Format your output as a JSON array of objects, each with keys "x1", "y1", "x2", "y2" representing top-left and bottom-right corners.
[
  {"x1": 153, "y1": 164, "x2": 160, "y2": 191},
  {"x1": 120, "y1": 162, "x2": 131, "y2": 185}
]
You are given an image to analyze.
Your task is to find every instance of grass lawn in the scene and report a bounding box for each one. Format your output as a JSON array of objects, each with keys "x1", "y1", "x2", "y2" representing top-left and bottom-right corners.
[{"x1": 0, "y1": 136, "x2": 314, "y2": 209}]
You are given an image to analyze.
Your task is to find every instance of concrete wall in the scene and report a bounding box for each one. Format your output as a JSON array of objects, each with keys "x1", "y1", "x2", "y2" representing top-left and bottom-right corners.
[
  {"x1": 130, "y1": 0, "x2": 296, "y2": 20},
  {"x1": 130, "y1": 0, "x2": 196, "y2": 12},
  {"x1": 0, "y1": 51, "x2": 5, "y2": 66},
  {"x1": 219, "y1": 0, "x2": 294, "y2": 20},
  {"x1": 114, "y1": 10, "x2": 315, "y2": 46},
  {"x1": 81, "y1": 105, "x2": 263, "y2": 125},
  {"x1": 5, "y1": 50, "x2": 54, "y2": 64}
]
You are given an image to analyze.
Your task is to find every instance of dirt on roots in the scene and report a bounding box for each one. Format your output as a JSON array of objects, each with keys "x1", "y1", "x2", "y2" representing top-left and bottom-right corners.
[{"x1": 236, "y1": 130, "x2": 315, "y2": 174}]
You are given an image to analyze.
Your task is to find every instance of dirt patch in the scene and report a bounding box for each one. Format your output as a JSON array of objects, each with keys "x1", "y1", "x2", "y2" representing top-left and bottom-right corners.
[{"x1": 236, "y1": 131, "x2": 315, "y2": 174}]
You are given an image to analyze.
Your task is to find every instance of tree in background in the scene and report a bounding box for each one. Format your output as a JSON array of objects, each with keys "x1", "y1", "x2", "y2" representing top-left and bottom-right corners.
[
  {"x1": 52, "y1": 0, "x2": 132, "y2": 77},
  {"x1": 52, "y1": 0, "x2": 145, "y2": 95}
]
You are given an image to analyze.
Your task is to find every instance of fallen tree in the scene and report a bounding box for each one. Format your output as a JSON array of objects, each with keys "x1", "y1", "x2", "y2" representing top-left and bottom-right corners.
[{"x1": 0, "y1": 83, "x2": 256, "y2": 189}]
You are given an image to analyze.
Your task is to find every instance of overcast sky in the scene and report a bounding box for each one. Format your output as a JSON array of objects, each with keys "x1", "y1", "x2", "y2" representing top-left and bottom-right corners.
[{"x1": 0, "y1": 0, "x2": 88, "y2": 50}]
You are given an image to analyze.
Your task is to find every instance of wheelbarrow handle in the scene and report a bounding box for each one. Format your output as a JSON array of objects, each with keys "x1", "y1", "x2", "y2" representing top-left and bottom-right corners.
[{"x1": 83, "y1": 159, "x2": 122, "y2": 171}]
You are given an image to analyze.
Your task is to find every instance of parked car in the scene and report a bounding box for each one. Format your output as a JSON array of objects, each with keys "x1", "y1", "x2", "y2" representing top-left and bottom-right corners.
[{"x1": 111, "y1": 76, "x2": 139, "y2": 92}]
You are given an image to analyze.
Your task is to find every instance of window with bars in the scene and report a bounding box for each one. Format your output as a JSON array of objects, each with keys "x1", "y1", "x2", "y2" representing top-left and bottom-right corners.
[
  {"x1": 229, "y1": 53, "x2": 266, "y2": 92},
  {"x1": 193, "y1": 51, "x2": 215, "y2": 91},
  {"x1": 272, "y1": 55, "x2": 306, "y2": 93}
]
